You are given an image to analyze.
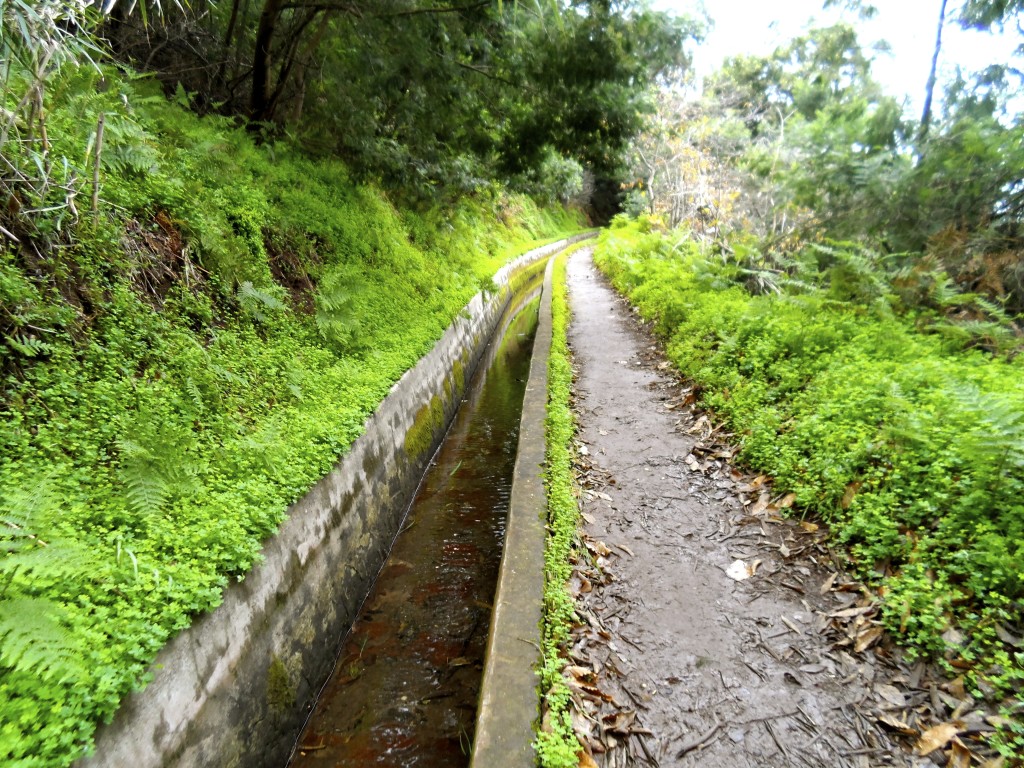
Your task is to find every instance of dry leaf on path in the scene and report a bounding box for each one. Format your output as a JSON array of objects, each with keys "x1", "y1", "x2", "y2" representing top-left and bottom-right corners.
[
  {"x1": 949, "y1": 738, "x2": 973, "y2": 768},
  {"x1": 876, "y1": 713, "x2": 917, "y2": 736},
  {"x1": 820, "y1": 572, "x2": 838, "y2": 594},
  {"x1": 726, "y1": 560, "x2": 752, "y2": 581},
  {"x1": 855, "y1": 625, "x2": 884, "y2": 653},
  {"x1": 916, "y1": 722, "x2": 964, "y2": 755},
  {"x1": 875, "y1": 683, "x2": 905, "y2": 709}
]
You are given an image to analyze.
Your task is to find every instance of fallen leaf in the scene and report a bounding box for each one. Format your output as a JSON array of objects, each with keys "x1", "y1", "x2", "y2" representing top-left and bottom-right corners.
[
  {"x1": 945, "y1": 676, "x2": 967, "y2": 699},
  {"x1": 876, "y1": 713, "x2": 917, "y2": 736},
  {"x1": 950, "y1": 738, "x2": 972, "y2": 768},
  {"x1": 820, "y1": 572, "x2": 838, "y2": 594},
  {"x1": 595, "y1": 491, "x2": 612, "y2": 502},
  {"x1": 916, "y1": 722, "x2": 964, "y2": 755},
  {"x1": 855, "y1": 625, "x2": 884, "y2": 653},
  {"x1": 726, "y1": 560, "x2": 751, "y2": 581},
  {"x1": 875, "y1": 683, "x2": 905, "y2": 708},
  {"x1": 781, "y1": 615, "x2": 802, "y2": 635},
  {"x1": 581, "y1": 511, "x2": 595, "y2": 525},
  {"x1": 799, "y1": 520, "x2": 819, "y2": 533},
  {"x1": 778, "y1": 493, "x2": 797, "y2": 509},
  {"x1": 749, "y1": 492, "x2": 771, "y2": 515},
  {"x1": 830, "y1": 605, "x2": 875, "y2": 619},
  {"x1": 578, "y1": 751, "x2": 599, "y2": 768},
  {"x1": 841, "y1": 482, "x2": 861, "y2": 509}
]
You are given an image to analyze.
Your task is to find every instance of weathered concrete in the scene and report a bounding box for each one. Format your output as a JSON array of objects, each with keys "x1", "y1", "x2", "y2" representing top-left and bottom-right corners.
[
  {"x1": 470, "y1": 254, "x2": 557, "y2": 768},
  {"x1": 76, "y1": 232, "x2": 594, "y2": 768}
]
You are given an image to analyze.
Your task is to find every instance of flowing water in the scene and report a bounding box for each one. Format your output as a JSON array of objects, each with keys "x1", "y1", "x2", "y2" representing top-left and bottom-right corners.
[{"x1": 288, "y1": 295, "x2": 541, "y2": 767}]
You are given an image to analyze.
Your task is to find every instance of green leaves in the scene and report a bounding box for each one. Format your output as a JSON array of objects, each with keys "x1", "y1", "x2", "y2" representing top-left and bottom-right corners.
[
  {"x1": 0, "y1": 598, "x2": 84, "y2": 684},
  {"x1": 593, "y1": 219, "x2": 1024, "y2": 666}
]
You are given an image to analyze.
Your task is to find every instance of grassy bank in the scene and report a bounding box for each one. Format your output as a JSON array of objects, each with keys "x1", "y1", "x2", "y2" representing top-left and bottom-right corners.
[
  {"x1": 536, "y1": 241, "x2": 589, "y2": 768},
  {"x1": 0, "y1": 66, "x2": 582, "y2": 766},
  {"x1": 592, "y1": 218, "x2": 1023, "y2": 756}
]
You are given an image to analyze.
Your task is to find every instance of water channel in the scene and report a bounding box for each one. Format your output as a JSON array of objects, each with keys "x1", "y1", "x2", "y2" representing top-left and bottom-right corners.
[{"x1": 287, "y1": 291, "x2": 542, "y2": 767}]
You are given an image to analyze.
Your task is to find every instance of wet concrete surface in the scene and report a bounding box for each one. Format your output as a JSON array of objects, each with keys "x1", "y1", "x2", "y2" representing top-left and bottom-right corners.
[
  {"x1": 564, "y1": 247, "x2": 916, "y2": 768},
  {"x1": 288, "y1": 300, "x2": 539, "y2": 768}
]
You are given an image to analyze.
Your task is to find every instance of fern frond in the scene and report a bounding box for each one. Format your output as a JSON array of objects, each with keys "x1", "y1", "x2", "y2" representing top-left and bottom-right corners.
[
  {"x1": 4, "y1": 334, "x2": 54, "y2": 357},
  {"x1": 237, "y1": 281, "x2": 286, "y2": 324},
  {"x1": 314, "y1": 270, "x2": 363, "y2": 349},
  {"x1": 0, "y1": 597, "x2": 84, "y2": 683},
  {"x1": 0, "y1": 541, "x2": 88, "y2": 584},
  {"x1": 184, "y1": 376, "x2": 205, "y2": 411}
]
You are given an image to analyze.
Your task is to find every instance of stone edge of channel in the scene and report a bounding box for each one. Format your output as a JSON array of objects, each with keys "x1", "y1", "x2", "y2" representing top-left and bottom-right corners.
[{"x1": 470, "y1": 246, "x2": 561, "y2": 767}]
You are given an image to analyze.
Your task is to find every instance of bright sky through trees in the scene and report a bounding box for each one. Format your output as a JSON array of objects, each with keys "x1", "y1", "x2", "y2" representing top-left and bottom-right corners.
[{"x1": 661, "y1": 0, "x2": 1021, "y2": 114}]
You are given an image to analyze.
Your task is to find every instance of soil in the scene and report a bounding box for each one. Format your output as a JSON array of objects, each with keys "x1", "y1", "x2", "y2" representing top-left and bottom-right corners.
[{"x1": 560, "y1": 247, "x2": 998, "y2": 768}]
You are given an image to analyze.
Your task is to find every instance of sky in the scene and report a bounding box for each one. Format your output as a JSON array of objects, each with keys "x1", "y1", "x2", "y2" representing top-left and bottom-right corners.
[{"x1": 653, "y1": 0, "x2": 1021, "y2": 116}]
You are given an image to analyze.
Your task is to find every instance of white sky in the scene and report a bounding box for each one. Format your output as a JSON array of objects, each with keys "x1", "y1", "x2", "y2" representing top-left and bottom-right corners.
[{"x1": 655, "y1": 0, "x2": 1022, "y2": 116}]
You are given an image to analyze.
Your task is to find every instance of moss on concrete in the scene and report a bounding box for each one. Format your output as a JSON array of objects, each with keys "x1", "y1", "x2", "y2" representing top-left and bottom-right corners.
[
  {"x1": 404, "y1": 395, "x2": 445, "y2": 460},
  {"x1": 267, "y1": 656, "x2": 295, "y2": 714},
  {"x1": 453, "y1": 357, "x2": 465, "y2": 395}
]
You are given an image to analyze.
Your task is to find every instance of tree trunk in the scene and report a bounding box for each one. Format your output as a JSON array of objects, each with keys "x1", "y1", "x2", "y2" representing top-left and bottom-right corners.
[
  {"x1": 919, "y1": 0, "x2": 949, "y2": 144},
  {"x1": 251, "y1": 0, "x2": 285, "y2": 123},
  {"x1": 215, "y1": 0, "x2": 244, "y2": 90}
]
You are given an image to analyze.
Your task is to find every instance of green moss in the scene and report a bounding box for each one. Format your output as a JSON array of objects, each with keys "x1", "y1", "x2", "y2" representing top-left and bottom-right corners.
[
  {"x1": 267, "y1": 656, "x2": 295, "y2": 714},
  {"x1": 452, "y1": 357, "x2": 465, "y2": 394},
  {"x1": 404, "y1": 395, "x2": 445, "y2": 460}
]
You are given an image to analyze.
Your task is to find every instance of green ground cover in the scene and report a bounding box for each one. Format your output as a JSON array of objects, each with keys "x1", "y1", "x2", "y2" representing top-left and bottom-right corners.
[
  {"x1": 592, "y1": 218, "x2": 1024, "y2": 756},
  {"x1": 537, "y1": 241, "x2": 589, "y2": 768},
  {"x1": 0, "y1": 67, "x2": 582, "y2": 767}
]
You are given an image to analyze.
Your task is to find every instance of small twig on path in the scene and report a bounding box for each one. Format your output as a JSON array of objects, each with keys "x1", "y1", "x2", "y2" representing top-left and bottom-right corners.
[
  {"x1": 675, "y1": 719, "x2": 722, "y2": 758},
  {"x1": 764, "y1": 719, "x2": 791, "y2": 761},
  {"x1": 632, "y1": 733, "x2": 660, "y2": 767}
]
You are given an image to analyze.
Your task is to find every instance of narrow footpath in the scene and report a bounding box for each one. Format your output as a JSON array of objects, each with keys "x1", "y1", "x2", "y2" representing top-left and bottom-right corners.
[{"x1": 563, "y1": 247, "x2": 920, "y2": 768}]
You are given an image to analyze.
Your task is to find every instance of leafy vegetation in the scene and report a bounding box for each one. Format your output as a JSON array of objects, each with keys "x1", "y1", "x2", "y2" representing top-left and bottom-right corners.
[
  {"x1": 593, "y1": 218, "x2": 1023, "y2": 755},
  {"x1": 96, "y1": 0, "x2": 702, "y2": 204},
  {"x1": 537, "y1": 242, "x2": 587, "y2": 768},
  {"x1": 0, "y1": 54, "x2": 584, "y2": 764}
]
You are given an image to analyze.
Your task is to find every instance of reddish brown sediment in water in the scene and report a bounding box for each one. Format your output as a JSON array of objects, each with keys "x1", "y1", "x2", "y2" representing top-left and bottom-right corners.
[{"x1": 288, "y1": 299, "x2": 539, "y2": 768}]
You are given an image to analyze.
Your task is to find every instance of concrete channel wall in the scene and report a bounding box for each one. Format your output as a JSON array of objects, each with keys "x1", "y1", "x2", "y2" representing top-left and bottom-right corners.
[
  {"x1": 471, "y1": 254, "x2": 557, "y2": 768},
  {"x1": 76, "y1": 232, "x2": 594, "y2": 768}
]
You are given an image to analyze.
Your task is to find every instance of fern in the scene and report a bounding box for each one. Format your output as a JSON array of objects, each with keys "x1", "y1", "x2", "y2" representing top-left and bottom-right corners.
[
  {"x1": 314, "y1": 269, "x2": 363, "y2": 349},
  {"x1": 237, "y1": 281, "x2": 286, "y2": 324},
  {"x1": 0, "y1": 597, "x2": 84, "y2": 683},
  {"x1": 5, "y1": 333, "x2": 54, "y2": 357},
  {"x1": 116, "y1": 428, "x2": 200, "y2": 519}
]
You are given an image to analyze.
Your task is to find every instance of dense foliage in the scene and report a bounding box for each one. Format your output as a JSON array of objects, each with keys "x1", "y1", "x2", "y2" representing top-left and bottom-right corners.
[
  {"x1": 594, "y1": 218, "x2": 1023, "y2": 756},
  {"x1": 95, "y1": 0, "x2": 701, "y2": 202},
  {"x1": 0, "y1": 58, "x2": 583, "y2": 764},
  {"x1": 629, "y1": 6, "x2": 1024, "y2": 316}
]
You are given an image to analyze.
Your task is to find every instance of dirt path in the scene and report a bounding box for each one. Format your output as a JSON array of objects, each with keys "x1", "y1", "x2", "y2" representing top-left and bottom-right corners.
[{"x1": 563, "y1": 247, "x2": 925, "y2": 768}]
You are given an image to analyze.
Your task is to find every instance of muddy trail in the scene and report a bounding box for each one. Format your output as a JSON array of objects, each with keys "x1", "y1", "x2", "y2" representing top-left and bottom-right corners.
[{"x1": 560, "y1": 248, "x2": 998, "y2": 768}]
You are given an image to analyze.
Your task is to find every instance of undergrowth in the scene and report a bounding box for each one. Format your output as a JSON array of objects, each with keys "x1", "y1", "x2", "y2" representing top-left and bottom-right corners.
[
  {"x1": 537, "y1": 241, "x2": 590, "y2": 768},
  {"x1": 593, "y1": 218, "x2": 1024, "y2": 755},
  {"x1": 0, "y1": 64, "x2": 583, "y2": 767}
]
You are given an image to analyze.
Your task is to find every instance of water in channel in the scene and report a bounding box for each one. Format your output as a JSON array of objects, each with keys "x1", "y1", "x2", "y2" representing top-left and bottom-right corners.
[{"x1": 288, "y1": 295, "x2": 541, "y2": 768}]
